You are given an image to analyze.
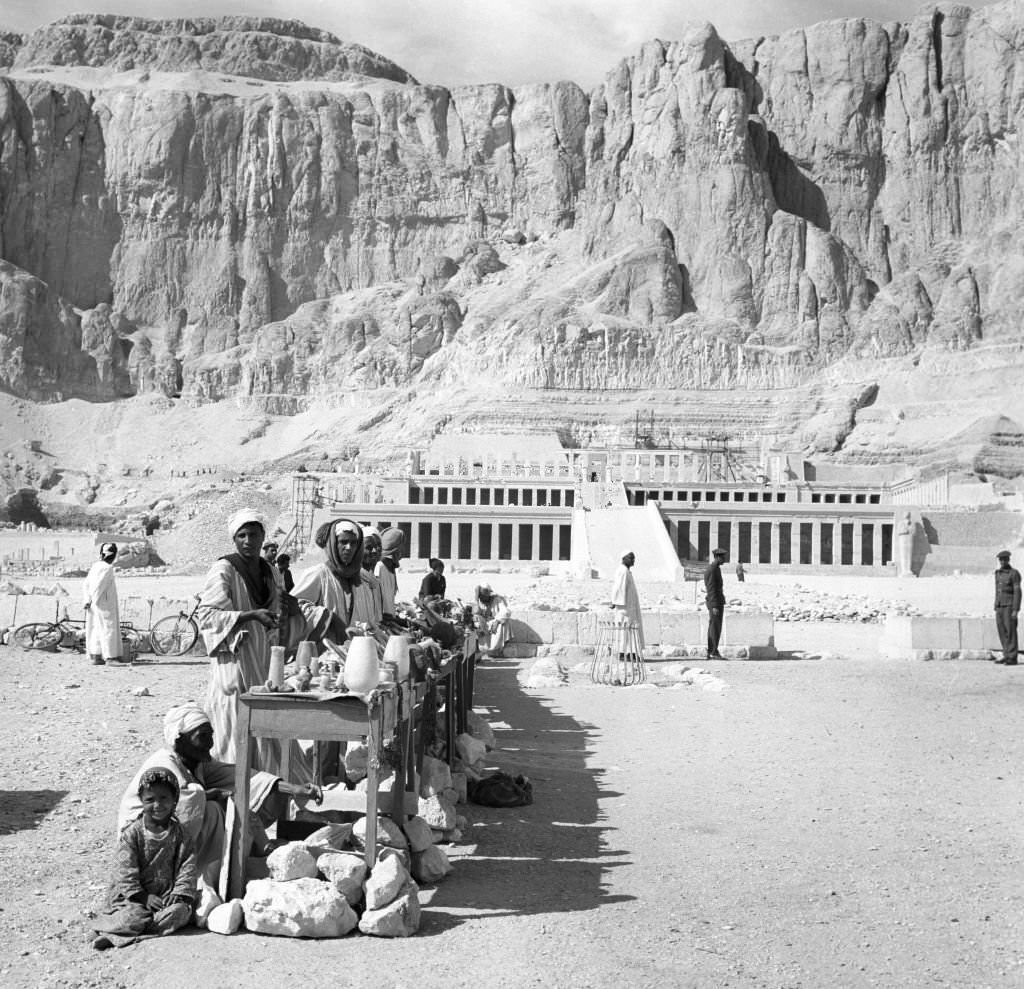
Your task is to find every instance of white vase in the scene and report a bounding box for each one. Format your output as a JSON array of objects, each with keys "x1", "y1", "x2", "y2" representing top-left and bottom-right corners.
[
  {"x1": 383, "y1": 635, "x2": 411, "y2": 680},
  {"x1": 295, "y1": 640, "x2": 315, "y2": 670},
  {"x1": 344, "y1": 637, "x2": 380, "y2": 693}
]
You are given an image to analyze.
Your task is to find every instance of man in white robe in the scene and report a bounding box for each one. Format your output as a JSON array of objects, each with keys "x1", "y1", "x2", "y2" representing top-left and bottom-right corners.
[
  {"x1": 610, "y1": 549, "x2": 645, "y2": 655},
  {"x1": 83, "y1": 542, "x2": 121, "y2": 665},
  {"x1": 196, "y1": 510, "x2": 284, "y2": 768}
]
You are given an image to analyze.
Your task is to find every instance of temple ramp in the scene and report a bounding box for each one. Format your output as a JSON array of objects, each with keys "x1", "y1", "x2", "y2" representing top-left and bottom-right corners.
[{"x1": 579, "y1": 502, "x2": 683, "y2": 582}]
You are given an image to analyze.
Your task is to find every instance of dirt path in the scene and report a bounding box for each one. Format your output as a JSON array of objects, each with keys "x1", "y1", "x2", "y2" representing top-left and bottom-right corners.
[{"x1": 2, "y1": 632, "x2": 1023, "y2": 988}]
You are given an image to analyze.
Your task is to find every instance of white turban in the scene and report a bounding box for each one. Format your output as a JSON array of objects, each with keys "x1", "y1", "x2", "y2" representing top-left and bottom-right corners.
[
  {"x1": 163, "y1": 702, "x2": 211, "y2": 749},
  {"x1": 227, "y1": 508, "x2": 266, "y2": 540}
]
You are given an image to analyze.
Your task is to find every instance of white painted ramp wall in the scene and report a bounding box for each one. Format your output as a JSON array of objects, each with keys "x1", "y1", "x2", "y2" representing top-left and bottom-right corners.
[{"x1": 582, "y1": 503, "x2": 683, "y2": 582}]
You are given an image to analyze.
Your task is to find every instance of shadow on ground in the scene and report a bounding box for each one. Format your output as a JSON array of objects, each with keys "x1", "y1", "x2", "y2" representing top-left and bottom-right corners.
[
  {"x1": 422, "y1": 658, "x2": 633, "y2": 932},
  {"x1": 0, "y1": 788, "x2": 69, "y2": 835}
]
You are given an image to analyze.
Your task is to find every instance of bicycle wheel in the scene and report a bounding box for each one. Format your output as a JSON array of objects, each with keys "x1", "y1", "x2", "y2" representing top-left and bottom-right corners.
[
  {"x1": 13, "y1": 622, "x2": 63, "y2": 650},
  {"x1": 150, "y1": 615, "x2": 199, "y2": 656}
]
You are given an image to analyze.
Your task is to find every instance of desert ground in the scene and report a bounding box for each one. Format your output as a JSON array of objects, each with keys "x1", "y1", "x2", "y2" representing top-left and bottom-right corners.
[{"x1": 1, "y1": 569, "x2": 1022, "y2": 989}]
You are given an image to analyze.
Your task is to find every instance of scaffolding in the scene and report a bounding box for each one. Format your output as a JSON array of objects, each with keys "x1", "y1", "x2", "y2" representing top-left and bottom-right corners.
[{"x1": 290, "y1": 474, "x2": 322, "y2": 551}]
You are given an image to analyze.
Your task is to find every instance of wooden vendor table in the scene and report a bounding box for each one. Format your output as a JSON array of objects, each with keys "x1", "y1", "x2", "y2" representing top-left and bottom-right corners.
[{"x1": 229, "y1": 686, "x2": 405, "y2": 899}]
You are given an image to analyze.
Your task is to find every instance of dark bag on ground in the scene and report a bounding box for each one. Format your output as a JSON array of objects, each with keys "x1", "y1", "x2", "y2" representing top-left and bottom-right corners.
[{"x1": 468, "y1": 772, "x2": 533, "y2": 807}]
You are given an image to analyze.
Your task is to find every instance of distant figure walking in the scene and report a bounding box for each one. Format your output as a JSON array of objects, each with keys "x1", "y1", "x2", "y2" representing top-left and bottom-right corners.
[
  {"x1": 610, "y1": 550, "x2": 644, "y2": 656},
  {"x1": 704, "y1": 548, "x2": 728, "y2": 659},
  {"x1": 993, "y1": 549, "x2": 1021, "y2": 666},
  {"x1": 735, "y1": 562, "x2": 746, "y2": 583},
  {"x1": 83, "y1": 542, "x2": 121, "y2": 665}
]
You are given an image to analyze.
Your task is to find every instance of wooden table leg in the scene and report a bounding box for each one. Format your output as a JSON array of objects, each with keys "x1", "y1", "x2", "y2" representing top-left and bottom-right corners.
[
  {"x1": 391, "y1": 711, "x2": 407, "y2": 829},
  {"x1": 229, "y1": 701, "x2": 253, "y2": 900},
  {"x1": 445, "y1": 673, "x2": 456, "y2": 769}
]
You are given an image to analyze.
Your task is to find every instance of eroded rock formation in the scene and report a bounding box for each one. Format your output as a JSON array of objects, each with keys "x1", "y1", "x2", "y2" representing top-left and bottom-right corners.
[{"x1": 0, "y1": 7, "x2": 1022, "y2": 468}]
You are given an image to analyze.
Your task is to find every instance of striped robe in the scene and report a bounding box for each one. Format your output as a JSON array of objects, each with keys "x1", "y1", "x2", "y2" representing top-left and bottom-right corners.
[{"x1": 197, "y1": 559, "x2": 281, "y2": 769}]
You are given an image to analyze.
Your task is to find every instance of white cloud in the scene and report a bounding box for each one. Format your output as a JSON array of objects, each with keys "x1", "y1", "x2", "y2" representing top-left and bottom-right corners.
[{"x1": 2, "y1": 0, "x2": 989, "y2": 89}]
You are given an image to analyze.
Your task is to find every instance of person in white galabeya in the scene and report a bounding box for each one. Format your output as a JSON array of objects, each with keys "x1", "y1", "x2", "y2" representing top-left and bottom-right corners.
[
  {"x1": 83, "y1": 542, "x2": 122, "y2": 665},
  {"x1": 610, "y1": 549, "x2": 645, "y2": 657}
]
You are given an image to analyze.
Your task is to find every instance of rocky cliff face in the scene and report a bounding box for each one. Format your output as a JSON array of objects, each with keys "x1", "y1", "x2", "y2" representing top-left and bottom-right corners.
[{"x1": 0, "y1": 8, "x2": 1022, "y2": 470}]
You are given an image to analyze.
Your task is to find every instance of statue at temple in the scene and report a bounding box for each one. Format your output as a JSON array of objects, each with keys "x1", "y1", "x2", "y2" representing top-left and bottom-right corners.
[{"x1": 895, "y1": 511, "x2": 916, "y2": 577}]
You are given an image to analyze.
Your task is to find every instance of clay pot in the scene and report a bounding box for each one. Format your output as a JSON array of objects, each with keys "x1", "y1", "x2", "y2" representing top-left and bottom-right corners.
[
  {"x1": 344, "y1": 637, "x2": 380, "y2": 693},
  {"x1": 383, "y1": 635, "x2": 411, "y2": 680}
]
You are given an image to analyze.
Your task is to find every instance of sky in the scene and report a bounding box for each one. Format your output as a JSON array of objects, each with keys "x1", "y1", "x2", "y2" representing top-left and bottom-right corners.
[{"x1": 0, "y1": 0, "x2": 991, "y2": 89}]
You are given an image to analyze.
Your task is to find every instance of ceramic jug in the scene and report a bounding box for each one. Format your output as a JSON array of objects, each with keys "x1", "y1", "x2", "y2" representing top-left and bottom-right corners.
[
  {"x1": 269, "y1": 646, "x2": 286, "y2": 689},
  {"x1": 344, "y1": 636, "x2": 380, "y2": 693},
  {"x1": 295, "y1": 640, "x2": 315, "y2": 670},
  {"x1": 383, "y1": 635, "x2": 411, "y2": 680}
]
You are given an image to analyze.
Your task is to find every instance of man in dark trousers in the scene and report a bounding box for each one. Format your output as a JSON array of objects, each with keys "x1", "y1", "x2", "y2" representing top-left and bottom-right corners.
[
  {"x1": 993, "y1": 549, "x2": 1021, "y2": 665},
  {"x1": 704, "y1": 547, "x2": 728, "y2": 659}
]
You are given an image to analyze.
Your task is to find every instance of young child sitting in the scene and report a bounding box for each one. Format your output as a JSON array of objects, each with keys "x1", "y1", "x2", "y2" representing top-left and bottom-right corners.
[{"x1": 92, "y1": 767, "x2": 198, "y2": 950}]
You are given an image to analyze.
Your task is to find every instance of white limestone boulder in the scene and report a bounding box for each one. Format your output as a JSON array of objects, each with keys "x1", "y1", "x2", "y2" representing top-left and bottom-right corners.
[
  {"x1": 418, "y1": 793, "x2": 457, "y2": 831},
  {"x1": 206, "y1": 898, "x2": 244, "y2": 935},
  {"x1": 193, "y1": 883, "x2": 222, "y2": 929},
  {"x1": 317, "y1": 851, "x2": 368, "y2": 906},
  {"x1": 266, "y1": 842, "x2": 318, "y2": 881},
  {"x1": 358, "y1": 880, "x2": 421, "y2": 938},
  {"x1": 455, "y1": 732, "x2": 488, "y2": 771},
  {"x1": 410, "y1": 844, "x2": 452, "y2": 885},
  {"x1": 418, "y1": 755, "x2": 453, "y2": 797},
  {"x1": 302, "y1": 823, "x2": 352, "y2": 860},
  {"x1": 364, "y1": 852, "x2": 411, "y2": 910},
  {"x1": 242, "y1": 878, "x2": 357, "y2": 938},
  {"x1": 402, "y1": 815, "x2": 435, "y2": 853},
  {"x1": 466, "y1": 710, "x2": 496, "y2": 750},
  {"x1": 350, "y1": 815, "x2": 409, "y2": 851}
]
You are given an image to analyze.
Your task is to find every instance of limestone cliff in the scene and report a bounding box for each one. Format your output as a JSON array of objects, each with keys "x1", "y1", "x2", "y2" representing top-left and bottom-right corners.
[{"x1": 0, "y1": 8, "x2": 1022, "y2": 472}]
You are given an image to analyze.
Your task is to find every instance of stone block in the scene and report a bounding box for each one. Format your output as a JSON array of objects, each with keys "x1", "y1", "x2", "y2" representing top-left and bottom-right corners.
[
  {"x1": 959, "y1": 618, "x2": 1002, "y2": 652},
  {"x1": 551, "y1": 611, "x2": 581, "y2": 644},
  {"x1": 410, "y1": 844, "x2": 452, "y2": 884},
  {"x1": 317, "y1": 852, "x2": 367, "y2": 906},
  {"x1": 658, "y1": 612, "x2": 701, "y2": 646},
  {"x1": 364, "y1": 852, "x2": 410, "y2": 910},
  {"x1": 207, "y1": 899, "x2": 244, "y2": 935},
  {"x1": 640, "y1": 612, "x2": 661, "y2": 646},
  {"x1": 881, "y1": 615, "x2": 914, "y2": 652},
  {"x1": 907, "y1": 617, "x2": 961, "y2": 651},
  {"x1": 358, "y1": 880, "x2": 421, "y2": 937},
  {"x1": 266, "y1": 842, "x2": 318, "y2": 881},
  {"x1": 510, "y1": 614, "x2": 547, "y2": 645},
  {"x1": 242, "y1": 878, "x2": 357, "y2": 938},
  {"x1": 576, "y1": 612, "x2": 601, "y2": 646},
  {"x1": 721, "y1": 612, "x2": 774, "y2": 648}
]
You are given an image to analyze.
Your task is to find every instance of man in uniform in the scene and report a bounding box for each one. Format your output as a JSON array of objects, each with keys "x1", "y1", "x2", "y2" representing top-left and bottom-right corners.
[
  {"x1": 704, "y1": 547, "x2": 728, "y2": 660},
  {"x1": 993, "y1": 549, "x2": 1021, "y2": 665}
]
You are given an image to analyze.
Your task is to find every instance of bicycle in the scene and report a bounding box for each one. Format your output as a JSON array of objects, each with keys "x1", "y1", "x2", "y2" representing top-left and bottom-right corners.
[
  {"x1": 14, "y1": 608, "x2": 141, "y2": 662},
  {"x1": 149, "y1": 594, "x2": 201, "y2": 656}
]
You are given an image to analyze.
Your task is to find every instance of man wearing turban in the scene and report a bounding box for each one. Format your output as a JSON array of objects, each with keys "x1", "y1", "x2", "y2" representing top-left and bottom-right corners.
[
  {"x1": 196, "y1": 509, "x2": 282, "y2": 767},
  {"x1": 292, "y1": 518, "x2": 382, "y2": 635},
  {"x1": 83, "y1": 542, "x2": 121, "y2": 664},
  {"x1": 375, "y1": 527, "x2": 405, "y2": 622},
  {"x1": 117, "y1": 703, "x2": 318, "y2": 893},
  {"x1": 610, "y1": 549, "x2": 645, "y2": 656}
]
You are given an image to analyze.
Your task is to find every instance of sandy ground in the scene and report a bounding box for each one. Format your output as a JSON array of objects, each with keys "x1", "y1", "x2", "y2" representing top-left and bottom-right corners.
[{"x1": 1, "y1": 573, "x2": 1022, "y2": 989}]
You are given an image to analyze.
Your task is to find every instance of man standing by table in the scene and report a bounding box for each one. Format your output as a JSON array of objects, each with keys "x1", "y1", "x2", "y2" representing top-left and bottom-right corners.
[
  {"x1": 993, "y1": 549, "x2": 1021, "y2": 665},
  {"x1": 611, "y1": 550, "x2": 644, "y2": 658},
  {"x1": 704, "y1": 547, "x2": 728, "y2": 660}
]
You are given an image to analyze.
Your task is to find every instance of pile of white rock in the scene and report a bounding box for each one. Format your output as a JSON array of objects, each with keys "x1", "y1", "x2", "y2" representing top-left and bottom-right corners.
[
  {"x1": 199, "y1": 813, "x2": 452, "y2": 940},
  {"x1": 196, "y1": 710, "x2": 501, "y2": 940}
]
